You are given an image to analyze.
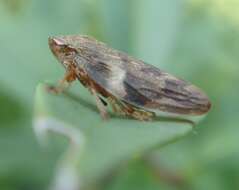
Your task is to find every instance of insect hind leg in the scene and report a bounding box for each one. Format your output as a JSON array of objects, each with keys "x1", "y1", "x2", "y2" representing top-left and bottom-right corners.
[{"x1": 108, "y1": 97, "x2": 155, "y2": 121}]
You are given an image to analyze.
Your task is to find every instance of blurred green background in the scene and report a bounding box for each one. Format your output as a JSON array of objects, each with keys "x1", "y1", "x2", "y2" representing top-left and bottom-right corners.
[{"x1": 0, "y1": 0, "x2": 239, "y2": 189}]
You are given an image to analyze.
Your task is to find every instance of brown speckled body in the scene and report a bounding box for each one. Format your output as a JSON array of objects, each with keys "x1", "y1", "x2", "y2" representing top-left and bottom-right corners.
[{"x1": 48, "y1": 35, "x2": 211, "y2": 120}]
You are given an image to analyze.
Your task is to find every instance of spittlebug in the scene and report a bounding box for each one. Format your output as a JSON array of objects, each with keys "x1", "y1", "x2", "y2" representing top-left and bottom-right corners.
[{"x1": 48, "y1": 35, "x2": 211, "y2": 121}]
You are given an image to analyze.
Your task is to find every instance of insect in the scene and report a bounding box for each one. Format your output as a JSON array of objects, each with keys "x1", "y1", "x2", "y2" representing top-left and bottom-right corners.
[{"x1": 48, "y1": 35, "x2": 211, "y2": 121}]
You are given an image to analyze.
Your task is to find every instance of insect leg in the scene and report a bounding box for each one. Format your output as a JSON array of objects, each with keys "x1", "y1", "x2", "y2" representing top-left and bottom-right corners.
[
  {"x1": 121, "y1": 102, "x2": 155, "y2": 121},
  {"x1": 130, "y1": 109, "x2": 155, "y2": 121},
  {"x1": 51, "y1": 68, "x2": 77, "y2": 93},
  {"x1": 99, "y1": 97, "x2": 108, "y2": 106},
  {"x1": 90, "y1": 88, "x2": 109, "y2": 120},
  {"x1": 107, "y1": 97, "x2": 125, "y2": 115},
  {"x1": 108, "y1": 97, "x2": 155, "y2": 121}
]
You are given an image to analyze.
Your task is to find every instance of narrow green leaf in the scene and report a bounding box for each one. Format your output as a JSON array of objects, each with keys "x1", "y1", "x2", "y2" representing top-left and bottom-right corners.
[{"x1": 34, "y1": 82, "x2": 192, "y2": 187}]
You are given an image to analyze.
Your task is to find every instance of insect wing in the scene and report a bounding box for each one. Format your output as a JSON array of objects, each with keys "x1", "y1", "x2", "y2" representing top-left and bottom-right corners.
[{"x1": 76, "y1": 37, "x2": 210, "y2": 115}]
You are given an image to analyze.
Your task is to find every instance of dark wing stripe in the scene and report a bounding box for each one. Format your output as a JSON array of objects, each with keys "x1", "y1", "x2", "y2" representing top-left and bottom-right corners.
[{"x1": 123, "y1": 81, "x2": 151, "y2": 107}]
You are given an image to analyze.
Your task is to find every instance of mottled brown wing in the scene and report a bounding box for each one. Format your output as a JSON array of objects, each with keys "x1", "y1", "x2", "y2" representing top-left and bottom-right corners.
[
  {"x1": 121, "y1": 66, "x2": 211, "y2": 115},
  {"x1": 76, "y1": 36, "x2": 210, "y2": 115}
]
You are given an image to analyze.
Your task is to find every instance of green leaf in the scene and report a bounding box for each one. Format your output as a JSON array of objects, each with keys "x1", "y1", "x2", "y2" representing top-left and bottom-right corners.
[{"x1": 34, "y1": 82, "x2": 192, "y2": 188}]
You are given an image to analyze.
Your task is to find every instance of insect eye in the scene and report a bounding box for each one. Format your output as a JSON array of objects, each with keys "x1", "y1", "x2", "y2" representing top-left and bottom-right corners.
[
  {"x1": 62, "y1": 46, "x2": 76, "y2": 56},
  {"x1": 64, "y1": 51, "x2": 73, "y2": 56}
]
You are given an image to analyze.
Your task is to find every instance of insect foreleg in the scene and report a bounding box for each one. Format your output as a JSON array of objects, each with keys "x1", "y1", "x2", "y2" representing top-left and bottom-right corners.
[{"x1": 49, "y1": 68, "x2": 77, "y2": 94}]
